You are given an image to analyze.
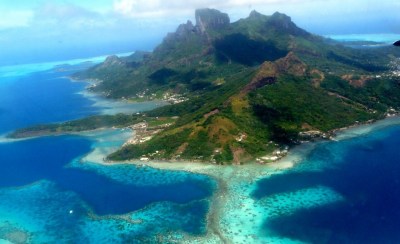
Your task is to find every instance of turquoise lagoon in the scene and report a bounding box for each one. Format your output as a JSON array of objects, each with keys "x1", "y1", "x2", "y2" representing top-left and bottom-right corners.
[
  {"x1": 2, "y1": 53, "x2": 400, "y2": 243},
  {"x1": 325, "y1": 33, "x2": 400, "y2": 44},
  {"x1": 325, "y1": 33, "x2": 400, "y2": 48},
  {"x1": 0, "y1": 57, "x2": 215, "y2": 243}
]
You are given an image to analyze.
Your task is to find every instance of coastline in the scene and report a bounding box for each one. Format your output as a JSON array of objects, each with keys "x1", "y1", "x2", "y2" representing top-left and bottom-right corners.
[
  {"x1": 333, "y1": 115, "x2": 400, "y2": 140},
  {"x1": 2, "y1": 21, "x2": 400, "y2": 243},
  {"x1": 97, "y1": 114, "x2": 400, "y2": 169},
  {"x1": 74, "y1": 114, "x2": 400, "y2": 242},
  {"x1": 76, "y1": 128, "x2": 323, "y2": 242},
  {"x1": 75, "y1": 83, "x2": 169, "y2": 116},
  {"x1": 5, "y1": 85, "x2": 400, "y2": 243},
  {"x1": 9, "y1": 67, "x2": 399, "y2": 163},
  {"x1": 5, "y1": 60, "x2": 400, "y2": 242}
]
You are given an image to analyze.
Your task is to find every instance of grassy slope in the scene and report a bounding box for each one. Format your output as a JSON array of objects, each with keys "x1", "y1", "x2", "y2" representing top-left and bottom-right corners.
[{"x1": 250, "y1": 75, "x2": 379, "y2": 141}]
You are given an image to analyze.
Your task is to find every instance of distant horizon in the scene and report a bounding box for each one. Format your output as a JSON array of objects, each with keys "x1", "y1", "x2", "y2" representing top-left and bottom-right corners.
[
  {"x1": 1, "y1": 1, "x2": 399, "y2": 66},
  {"x1": 1, "y1": 31, "x2": 399, "y2": 67}
]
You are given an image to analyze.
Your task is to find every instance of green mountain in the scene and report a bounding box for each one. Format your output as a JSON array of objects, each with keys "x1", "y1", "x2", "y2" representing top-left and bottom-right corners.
[{"x1": 14, "y1": 9, "x2": 400, "y2": 164}]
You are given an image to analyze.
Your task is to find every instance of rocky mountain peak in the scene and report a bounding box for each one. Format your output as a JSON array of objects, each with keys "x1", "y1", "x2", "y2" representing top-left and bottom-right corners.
[
  {"x1": 268, "y1": 12, "x2": 309, "y2": 36},
  {"x1": 104, "y1": 55, "x2": 121, "y2": 63},
  {"x1": 175, "y1": 20, "x2": 196, "y2": 37},
  {"x1": 248, "y1": 10, "x2": 264, "y2": 19},
  {"x1": 195, "y1": 8, "x2": 230, "y2": 33},
  {"x1": 102, "y1": 55, "x2": 124, "y2": 67}
]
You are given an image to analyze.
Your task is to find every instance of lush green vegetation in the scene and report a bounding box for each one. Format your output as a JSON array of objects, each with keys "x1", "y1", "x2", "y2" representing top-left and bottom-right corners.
[
  {"x1": 181, "y1": 130, "x2": 214, "y2": 160},
  {"x1": 250, "y1": 75, "x2": 380, "y2": 143},
  {"x1": 12, "y1": 9, "x2": 400, "y2": 163},
  {"x1": 214, "y1": 33, "x2": 288, "y2": 65},
  {"x1": 327, "y1": 51, "x2": 388, "y2": 73},
  {"x1": 321, "y1": 76, "x2": 400, "y2": 111},
  {"x1": 108, "y1": 128, "x2": 192, "y2": 161}
]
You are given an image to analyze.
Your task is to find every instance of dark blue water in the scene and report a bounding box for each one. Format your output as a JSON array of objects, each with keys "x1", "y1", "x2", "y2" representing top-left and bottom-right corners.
[
  {"x1": 0, "y1": 136, "x2": 213, "y2": 216},
  {"x1": 0, "y1": 67, "x2": 99, "y2": 134},
  {"x1": 253, "y1": 126, "x2": 400, "y2": 243},
  {"x1": 0, "y1": 64, "x2": 214, "y2": 239}
]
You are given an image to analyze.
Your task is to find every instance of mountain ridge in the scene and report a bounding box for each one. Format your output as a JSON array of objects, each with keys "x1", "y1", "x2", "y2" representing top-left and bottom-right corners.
[{"x1": 12, "y1": 9, "x2": 400, "y2": 164}]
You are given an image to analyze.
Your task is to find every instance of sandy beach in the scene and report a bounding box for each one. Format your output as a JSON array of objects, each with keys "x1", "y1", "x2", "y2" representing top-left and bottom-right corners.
[
  {"x1": 73, "y1": 114, "x2": 400, "y2": 243},
  {"x1": 5, "y1": 108, "x2": 400, "y2": 243}
]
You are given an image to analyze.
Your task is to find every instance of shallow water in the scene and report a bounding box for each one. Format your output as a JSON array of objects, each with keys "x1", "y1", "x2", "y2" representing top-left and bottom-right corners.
[
  {"x1": 0, "y1": 59, "x2": 215, "y2": 242},
  {"x1": 2, "y1": 54, "x2": 400, "y2": 243},
  {"x1": 325, "y1": 33, "x2": 400, "y2": 44}
]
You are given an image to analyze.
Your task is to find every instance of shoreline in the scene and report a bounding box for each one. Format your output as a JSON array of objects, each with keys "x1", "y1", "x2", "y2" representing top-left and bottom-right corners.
[
  {"x1": 9, "y1": 111, "x2": 400, "y2": 165},
  {"x1": 75, "y1": 86, "x2": 169, "y2": 116},
  {"x1": 78, "y1": 130, "x2": 325, "y2": 242},
  {"x1": 3, "y1": 126, "x2": 122, "y2": 142},
  {"x1": 333, "y1": 115, "x2": 400, "y2": 140},
  {"x1": 6, "y1": 99, "x2": 397, "y2": 243},
  {"x1": 79, "y1": 114, "x2": 400, "y2": 242},
  {"x1": 97, "y1": 114, "x2": 400, "y2": 169},
  {"x1": 5, "y1": 99, "x2": 398, "y2": 243},
  {"x1": 10, "y1": 72, "x2": 399, "y2": 164},
  {"x1": 68, "y1": 75, "x2": 171, "y2": 108},
  {"x1": 6, "y1": 69, "x2": 400, "y2": 242}
]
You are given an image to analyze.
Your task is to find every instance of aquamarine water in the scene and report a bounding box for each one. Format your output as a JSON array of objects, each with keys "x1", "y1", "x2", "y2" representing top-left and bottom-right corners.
[
  {"x1": 2, "y1": 52, "x2": 400, "y2": 243},
  {"x1": 325, "y1": 33, "x2": 400, "y2": 44},
  {"x1": 0, "y1": 58, "x2": 215, "y2": 243}
]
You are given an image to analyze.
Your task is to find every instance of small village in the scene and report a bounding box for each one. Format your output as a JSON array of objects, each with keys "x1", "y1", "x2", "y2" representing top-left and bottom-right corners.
[
  {"x1": 132, "y1": 90, "x2": 189, "y2": 104},
  {"x1": 123, "y1": 120, "x2": 174, "y2": 162}
]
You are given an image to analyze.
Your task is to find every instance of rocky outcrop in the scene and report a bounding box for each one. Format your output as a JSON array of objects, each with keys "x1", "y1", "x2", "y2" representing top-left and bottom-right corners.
[
  {"x1": 165, "y1": 20, "x2": 197, "y2": 42},
  {"x1": 268, "y1": 12, "x2": 310, "y2": 37},
  {"x1": 341, "y1": 74, "x2": 370, "y2": 87},
  {"x1": 155, "y1": 9, "x2": 230, "y2": 62},
  {"x1": 241, "y1": 52, "x2": 307, "y2": 94},
  {"x1": 253, "y1": 52, "x2": 307, "y2": 80},
  {"x1": 248, "y1": 10, "x2": 264, "y2": 19},
  {"x1": 92, "y1": 55, "x2": 125, "y2": 71},
  {"x1": 176, "y1": 21, "x2": 196, "y2": 36},
  {"x1": 195, "y1": 8, "x2": 230, "y2": 33},
  {"x1": 274, "y1": 52, "x2": 307, "y2": 76},
  {"x1": 103, "y1": 55, "x2": 124, "y2": 66}
]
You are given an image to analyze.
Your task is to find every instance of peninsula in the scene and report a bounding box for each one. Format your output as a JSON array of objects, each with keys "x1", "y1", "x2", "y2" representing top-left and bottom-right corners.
[{"x1": 11, "y1": 9, "x2": 400, "y2": 164}]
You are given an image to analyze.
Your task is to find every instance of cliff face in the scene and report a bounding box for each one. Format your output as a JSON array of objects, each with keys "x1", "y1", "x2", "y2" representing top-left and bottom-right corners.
[
  {"x1": 163, "y1": 8, "x2": 230, "y2": 42},
  {"x1": 165, "y1": 20, "x2": 197, "y2": 42},
  {"x1": 77, "y1": 8, "x2": 392, "y2": 100},
  {"x1": 267, "y1": 12, "x2": 310, "y2": 37},
  {"x1": 195, "y1": 8, "x2": 230, "y2": 33},
  {"x1": 50, "y1": 8, "x2": 400, "y2": 163}
]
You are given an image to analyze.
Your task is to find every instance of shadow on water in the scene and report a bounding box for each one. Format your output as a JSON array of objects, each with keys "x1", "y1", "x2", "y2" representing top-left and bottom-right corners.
[{"x1": 252, "y1": 127, "x2": 400, "y2": 243}]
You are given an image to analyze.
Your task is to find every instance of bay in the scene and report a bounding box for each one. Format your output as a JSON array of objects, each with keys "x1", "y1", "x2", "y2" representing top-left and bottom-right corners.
[{"x1": 0, "y1": 58, "x2": 215, "y2": 242}]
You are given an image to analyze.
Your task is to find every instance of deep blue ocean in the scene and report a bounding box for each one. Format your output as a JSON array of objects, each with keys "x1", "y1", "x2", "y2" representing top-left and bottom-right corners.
[
  {"x1": 253, "y1": 124, "x2": 400, "y2": 243},
  {"x1": 0, "y1": 60, "x2": 215, "y2": 243},
  {"x1": 2, "y1": 51, "x2": 400, "y2": 243}
]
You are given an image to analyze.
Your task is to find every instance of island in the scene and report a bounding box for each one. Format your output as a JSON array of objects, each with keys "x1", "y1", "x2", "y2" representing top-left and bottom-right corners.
[{"x1": 10, "y1": 8, "x2": 400, "y2": 164}]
